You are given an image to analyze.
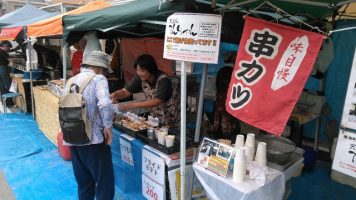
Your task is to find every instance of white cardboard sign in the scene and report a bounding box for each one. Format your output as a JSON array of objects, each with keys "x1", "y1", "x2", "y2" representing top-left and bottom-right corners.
[
  {"x1": 142, "y1": 148, "x2": 165, "y2": 185},
  {"x1": 332, "y1": 130, "x2": 356, "y2": 178},
  {"x1": 142, "y1": 174, "x2": 165, "y2": 200},
  {"x1": 340, "y1": 49, "x2": 356, "y2": 130},
  {"x1": 119, "y1": 137, "x2": 134, "y2": 166},
  {"x1": 163, "y1": 13, "x2": 222, "y2": 64}
]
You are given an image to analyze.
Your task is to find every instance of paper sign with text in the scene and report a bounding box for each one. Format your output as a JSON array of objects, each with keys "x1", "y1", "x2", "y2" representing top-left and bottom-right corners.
[
  {"x1": 164, "y1": 13, "x2": 222, "y2": 64},
  {"x1": 226, "y1": 16, "x2": 324, "y2": 135},
  {"x1": 142, "y1": 148, "x2": 165, "y2": 185},
  {"x1": 120, "y1": 137, "x2": 134, "y2": 166},
  {"x1": 340, "y1": 50, "x2": 356, "y2": 130},
  {"x1": 197, "y1": 138, "x2": 233, "y2": 177},
  {"x1": 332, "y1": 130, "x2": 356, "y2": 178},
  {"x1": 142, "y1": 174, "x2": 165, "y2": 200}
]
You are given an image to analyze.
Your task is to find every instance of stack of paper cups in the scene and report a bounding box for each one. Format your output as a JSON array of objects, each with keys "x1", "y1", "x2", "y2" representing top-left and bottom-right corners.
[
  {"x1": 245, "y1": 133, "x2": 256, "y2": 157},
  {"x1": 233, "y1": 147, "x2": 246, "y2": 183},
  {"x1": 255, "y1": 142, "x2": 267, "y2": 166},
  {"x1": 234, "y1": 135, "x2": 245, "y2": 150},
  {"x1": 244, "y1": 145, "x2": 254, "y2": 162}
]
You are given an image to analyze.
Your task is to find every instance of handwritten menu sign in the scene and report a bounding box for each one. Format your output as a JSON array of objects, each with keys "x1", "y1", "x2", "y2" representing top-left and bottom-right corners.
[
  {"x1": 120, "y1": 137, "x2": 134, "y2": 166},
  {"x1": 163, "y1": 13, "x2": 222, "y2": 64},
  {"x1": 142, "y1": 174, "x2": 165, "y2": 200},
  {"x1": 142, "y1": 149, "x2": 165, "y2": 185}
]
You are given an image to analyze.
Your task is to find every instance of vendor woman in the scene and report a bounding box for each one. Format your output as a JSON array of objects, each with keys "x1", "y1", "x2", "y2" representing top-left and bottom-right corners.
[{"x1": 110, "y1": 54, "x2": 179, "y2": 127}]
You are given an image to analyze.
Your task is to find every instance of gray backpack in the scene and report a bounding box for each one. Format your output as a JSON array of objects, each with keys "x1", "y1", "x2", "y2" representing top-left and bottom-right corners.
[{"x1": 58, "y1": 74, "x2": 95, "y2": 144}]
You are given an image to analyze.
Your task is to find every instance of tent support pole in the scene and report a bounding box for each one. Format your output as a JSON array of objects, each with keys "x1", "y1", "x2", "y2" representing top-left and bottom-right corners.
[
  {"x1": 180, "y1": 61, "x2": 187, "y2": 200},
  {"x1": 28, "y1": 37, "x2": 34, "y2": 119},
  {"x1": 62, "y1": 41, "x2": 67, "y2": 87},
  {"x1": 194, "y1": 63, "x2": 208, "y2": 142},
  {"x1": 189, "y1": 64, "x2": 208, "y2": 199}
]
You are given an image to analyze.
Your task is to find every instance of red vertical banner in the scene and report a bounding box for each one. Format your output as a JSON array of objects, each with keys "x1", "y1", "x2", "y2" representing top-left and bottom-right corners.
[{"x1": 226, "y1": 17, "x2": 324, "y2": 135}]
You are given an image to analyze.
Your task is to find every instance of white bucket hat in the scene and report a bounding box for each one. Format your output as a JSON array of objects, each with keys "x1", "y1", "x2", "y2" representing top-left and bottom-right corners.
[{"x1": 81, "y1": 51, "x2": 109, "y2": 69}]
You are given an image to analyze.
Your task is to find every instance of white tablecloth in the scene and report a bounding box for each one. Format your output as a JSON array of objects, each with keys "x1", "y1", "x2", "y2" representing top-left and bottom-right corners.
[{"x1": 193, "y1": 163, "x2": 285, "y2": 200}]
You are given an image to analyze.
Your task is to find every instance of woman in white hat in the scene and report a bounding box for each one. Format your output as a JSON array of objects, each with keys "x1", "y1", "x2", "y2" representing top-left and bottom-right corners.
[{"x1": 65, "y1": 50, "x2": 115, "y2": 200}]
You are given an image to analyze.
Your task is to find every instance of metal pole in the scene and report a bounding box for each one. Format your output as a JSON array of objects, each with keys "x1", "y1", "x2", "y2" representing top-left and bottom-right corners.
[
  {"x1": 314, "y1": 79, "x2": 325, "y2": 151},
  {"x1": 180, "y1": 61, "x2": 187, "y2": 200},
  {"x1": 194, "y1": 64, "x2": 208, "y2": 142},
  {"x1": 61, "y1": 41, "x2": 67, "y2": 87},
  {"x1": 28, "y1": 37, "x2": 34, "y2": 119},
  {"x1": 189, "y1": 64, "x2": 208, "y2": 199}
]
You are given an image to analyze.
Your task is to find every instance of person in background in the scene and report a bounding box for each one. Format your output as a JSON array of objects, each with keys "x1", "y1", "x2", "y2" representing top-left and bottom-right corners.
[
  {"x1": 213, "y1": 51, "x2": 240, "y2": 141},
  {"x1": 0, "y1": 40, "x2": 13, "y2": 106},
  {"x1": 71, "y1": 38, "x2": 86, "y2": 76},
  {"x1": 110, "y1": 54, "x2": 179, "y2": 127},
  {"x1": 64, "y1": 51, "x2": 115, "y2": 200}
]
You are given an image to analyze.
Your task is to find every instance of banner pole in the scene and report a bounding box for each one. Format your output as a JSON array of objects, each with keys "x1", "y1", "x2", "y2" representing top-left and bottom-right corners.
[
  {"x1": 194, "y1": 63, "x2": 208, "y2": 142},
  {"x1": 180, "y1": 61, "x2": 187, "y2": 200}
]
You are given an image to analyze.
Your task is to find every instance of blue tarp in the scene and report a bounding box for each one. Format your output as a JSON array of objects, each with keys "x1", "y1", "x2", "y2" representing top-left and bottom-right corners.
[
  {"x1": 0, "y1": 113, "x2": 145, "y2": 199},
  {"x1": 0, "y1": 4, "x2": 51, "y2": 27}
]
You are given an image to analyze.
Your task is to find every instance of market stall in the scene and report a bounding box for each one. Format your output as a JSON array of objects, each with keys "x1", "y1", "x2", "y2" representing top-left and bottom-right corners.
[
  {"x1": 0, "y1": 4, "x2": 58, "y2": 114},
  {"x1": 5, "y1": 0, "x2": 354, "y2": 199}
]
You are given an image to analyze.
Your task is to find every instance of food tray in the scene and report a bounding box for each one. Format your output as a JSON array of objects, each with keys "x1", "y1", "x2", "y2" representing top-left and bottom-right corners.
[{"x1": 113, "y1": 121, "x2": 147, "y2": 138}]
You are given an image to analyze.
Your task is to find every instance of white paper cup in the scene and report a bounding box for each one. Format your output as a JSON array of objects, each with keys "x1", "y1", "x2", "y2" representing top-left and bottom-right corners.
[
  {"x1": 234, "y1": 134, "x2": 245, "y2": 149},
  {"x1": 165, "y1": 135, "x2": 175, "y2": 147},
  {"x1": 157, "y1": 133, "x2": 166, "y2": 145},
  {"x1": 255, "y1": 142, "x2": 267, "y2": 166},
  {"x1": 235, "y1": 147, "x2": 246, "y2": 162},
  {"x1": 159, "y1": 130, "x2": 168, "y2": 136},
  {"x1": 233, "y1": 148, "x2": 247, "y2": 183},
  {"x1": 244, "y1": 145, "x2": 254, "y2": 162},
  {"x1": 245, "y1": 133, "x2": 255, "y2": 147},
  {"x1": 160, "y1": 126, "x2": 169, "y2": 132}
]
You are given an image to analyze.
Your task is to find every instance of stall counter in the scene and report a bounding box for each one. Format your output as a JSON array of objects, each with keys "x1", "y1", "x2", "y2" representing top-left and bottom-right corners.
[{"x1": 33, "y1": 86, "x2": 60, "y2": 144}]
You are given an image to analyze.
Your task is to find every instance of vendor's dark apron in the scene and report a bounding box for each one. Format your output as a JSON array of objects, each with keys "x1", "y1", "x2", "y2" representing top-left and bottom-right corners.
[{"x1": 142, "y1": 74, "x2": 179, "y2": 127}]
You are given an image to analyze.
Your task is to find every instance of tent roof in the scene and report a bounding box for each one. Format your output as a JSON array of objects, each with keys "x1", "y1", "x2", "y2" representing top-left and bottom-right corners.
[
  {"x1": 0, "y1": 4, "x2": 50, "y2": 27},
  {"x1": 199, "y1": 0, "x2": 356, "y2": 19},
  {"x1": 27, "y1": 0, "x2": 111, "y2": 37},
  {"x1": 62, "y1": 0, "x2": 182, "y2": 41},
  {"x1": 5, "y1": 12, "x2": 59, "y2": 28}
]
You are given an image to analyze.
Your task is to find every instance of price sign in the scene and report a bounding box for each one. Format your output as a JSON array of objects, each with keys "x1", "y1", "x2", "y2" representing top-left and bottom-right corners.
[
  {"x1": 142, "y1": 174, "x2": 165, "y2": 200},
  {"x1": 120, "y1": 137, "x2": 134, "y2": 166},
  {"x1": 142, "y1": 148, "x2": 165, "y2": 185}
]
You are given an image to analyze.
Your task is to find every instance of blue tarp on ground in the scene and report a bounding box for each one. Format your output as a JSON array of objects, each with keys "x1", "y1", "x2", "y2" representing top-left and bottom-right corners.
[{"x1": 0, "y1": 113, "x2": 145, "y2": 200}]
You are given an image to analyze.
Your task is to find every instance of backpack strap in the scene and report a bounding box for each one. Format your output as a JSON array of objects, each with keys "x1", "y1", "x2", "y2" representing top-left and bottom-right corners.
[
  {"x1": 65, "y1": 77, "x2": 75, "y2": 93},
  {"x1": 79, "y1": 74, "x2": 96, "y2": 94}
]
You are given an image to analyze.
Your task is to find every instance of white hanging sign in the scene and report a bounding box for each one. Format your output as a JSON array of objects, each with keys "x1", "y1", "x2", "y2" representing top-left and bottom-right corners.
[
  {"x1": 142, "y1": 174, "x2": 165, "y2": 200},
  {"x1": 142, "y1": 148, "x2": 165, "y2": 185},
  {"x1": 340, "y1": 49, "x2": 356, "y2": 130},
  {"x1": 163, "y1": 13, "x2": 222, "y2": 64},
  {"x1": 120, "y1": 137, "x2": 134, "y2": 166},
  {"x1": 332, "y1": 130, "x2": 356, "y2": 178}
]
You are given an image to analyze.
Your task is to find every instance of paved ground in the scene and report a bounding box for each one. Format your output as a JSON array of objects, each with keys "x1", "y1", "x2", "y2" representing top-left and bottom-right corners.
[{"x1": 0, "y1": 171, "x2": 15, "y2": 200}]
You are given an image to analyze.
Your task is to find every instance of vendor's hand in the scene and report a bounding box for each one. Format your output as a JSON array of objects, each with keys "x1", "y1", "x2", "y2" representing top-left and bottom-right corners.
[
  {"x1": 103, "y1": 127, "x2": 113, "y2": 145},
  {"x1": 110, "y1": 93, "x2": 117, "y2": 104},
  {"x1": 119, "y1": 102, "x2": 136, "y2": 111}
]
